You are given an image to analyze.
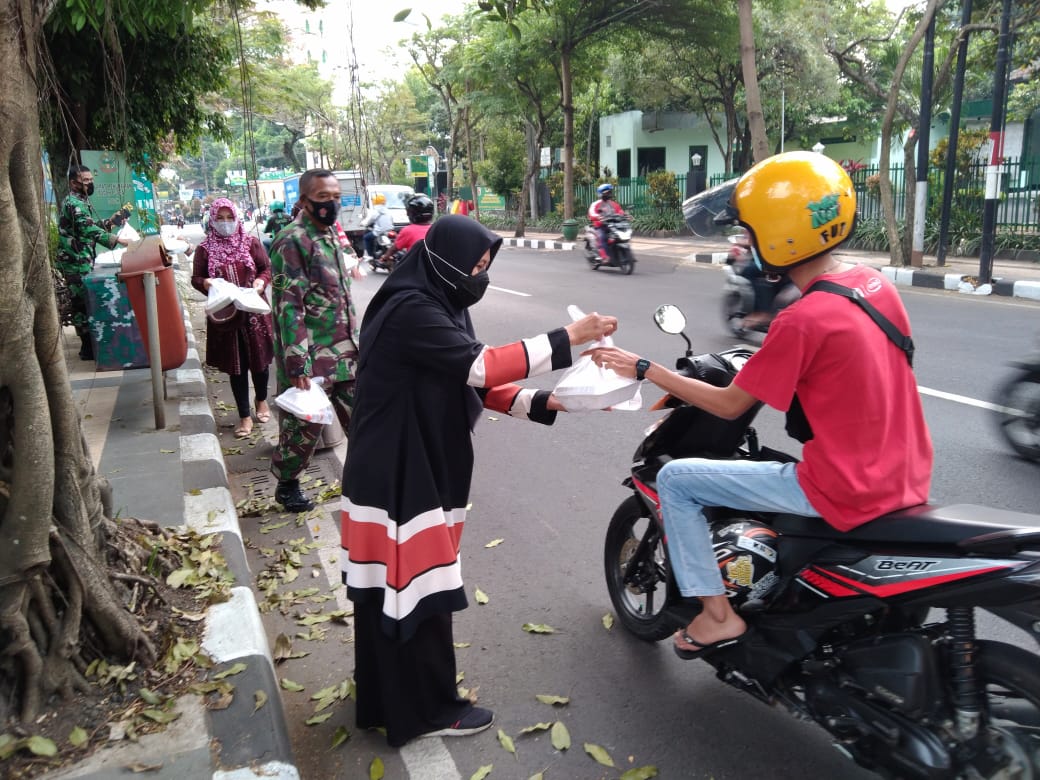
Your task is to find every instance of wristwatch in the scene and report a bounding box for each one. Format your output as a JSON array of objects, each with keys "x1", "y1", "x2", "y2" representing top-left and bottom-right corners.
[{"x1": 635, "y1": 358, "x2": 651, "y2": 381}]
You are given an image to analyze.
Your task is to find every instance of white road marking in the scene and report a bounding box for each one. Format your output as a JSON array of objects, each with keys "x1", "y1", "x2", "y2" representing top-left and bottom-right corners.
[
  {"x1": 400, "y1": 736, "x2": 462, "y2": 779},
  {"x1": 489, "y1": 284, "x2": 531, "y2": 297},
  {"x1": 918, "y1": 385, "x2": 1013, "y2": 414}
]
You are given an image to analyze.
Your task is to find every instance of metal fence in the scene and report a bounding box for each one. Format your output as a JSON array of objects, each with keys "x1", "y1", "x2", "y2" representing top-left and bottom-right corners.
[{"x1": 572, "y1": 159, "x2": 1039, "y2": 233}]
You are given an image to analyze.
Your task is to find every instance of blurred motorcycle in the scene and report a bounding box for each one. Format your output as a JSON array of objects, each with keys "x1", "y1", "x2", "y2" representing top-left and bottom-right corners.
[{"x1": 994, "y1": 352, "x2": 1040, "y2": 462}]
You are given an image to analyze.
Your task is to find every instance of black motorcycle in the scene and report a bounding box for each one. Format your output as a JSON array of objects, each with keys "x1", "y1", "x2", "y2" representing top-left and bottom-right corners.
[
  {"x1": 583, "y1": 214, "x2": 636, "y2": 274},
  {"x1": 605, "y1": 304, "x2": 1040, "y2": 779},
  {"x1": 994, "y1": 355, "x2": 1040, "y2": 462}
]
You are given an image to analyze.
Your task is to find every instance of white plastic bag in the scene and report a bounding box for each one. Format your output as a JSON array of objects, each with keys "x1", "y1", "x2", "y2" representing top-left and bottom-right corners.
[
  {"x1": 205, "y1": 277, "x2": 236, "y2": 313},
  {"x1": 552, "y1": 305, "x2": 642, "y2": 412},
  {"x1": 117, "y1": 223, "x2": 142, "y2": 243},
  {"x1": 272, "y1": 377, "x2": 334, "y2": 424},
  {"x1": 233, "y1": 286, "x2": 271, "y2": 314}
]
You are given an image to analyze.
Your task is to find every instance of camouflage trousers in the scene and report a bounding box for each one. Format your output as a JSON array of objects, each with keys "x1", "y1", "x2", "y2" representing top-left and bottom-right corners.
[
  {"x1": 271, "y1": 379, "x2": 355, "y2": 482},
  {"x1": 56, "y1": 263, "x2": 91, "y2": 341}
]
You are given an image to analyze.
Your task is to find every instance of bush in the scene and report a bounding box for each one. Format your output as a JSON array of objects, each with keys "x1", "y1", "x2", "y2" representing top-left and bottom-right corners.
[
  {"x1": 632, "y1": 209, "x2": 683, "y2": 232},
  {"x1": 645, "y1": 170, "x2": 681, "y2": 211}
]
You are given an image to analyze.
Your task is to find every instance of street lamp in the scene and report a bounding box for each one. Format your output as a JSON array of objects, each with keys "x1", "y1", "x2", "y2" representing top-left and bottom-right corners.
[
  {"x1": 686, "y1": 153, "x2": 706, "y2": 198},
  {"x1": 812, "y1": 141, "x2": 826, "y2": 154},
  {"x1": 691, "y1": 153, "x2": 702, "y2": 168}
]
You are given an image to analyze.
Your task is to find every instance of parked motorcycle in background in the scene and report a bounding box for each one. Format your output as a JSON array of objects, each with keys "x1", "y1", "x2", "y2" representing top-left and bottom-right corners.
[
  {"x1": 722, "y1": 230, "x2": 799, "y2": 337},
  {"x1": 994, "y1": 349, "x2": 1040, "y2": 462},
  {"x1": 367, "y1": 229, "x2": 398, "y2": 274},
  {"x1": 583, "y1": 214, "x2": 636, "y2": 275},
  {"x1": 604, "y1": 303, "x2": 1040, "y2": 779}
]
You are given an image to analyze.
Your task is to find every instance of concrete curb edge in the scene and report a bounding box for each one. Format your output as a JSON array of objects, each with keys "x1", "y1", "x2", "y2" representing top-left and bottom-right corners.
[
  {"x1": 169, "y1": 272, "x2": 299, "y2": 780},
  {"x1": 691, "y1": 252, "x2": 1040, "y2": 301}
]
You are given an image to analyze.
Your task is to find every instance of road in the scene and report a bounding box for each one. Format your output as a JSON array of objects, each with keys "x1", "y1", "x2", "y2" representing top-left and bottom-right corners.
[{"x1": 225, "y1": 242, "x2": 1040, "y2": 780}]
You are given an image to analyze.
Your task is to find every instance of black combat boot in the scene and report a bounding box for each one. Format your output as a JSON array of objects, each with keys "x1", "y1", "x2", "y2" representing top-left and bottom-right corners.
[
  {"x1": 275, "y1": 479, "x2": 315, "y2": 513},
  {"x1": 79, "y1": 339, "x2": 94, "y2": 361}
]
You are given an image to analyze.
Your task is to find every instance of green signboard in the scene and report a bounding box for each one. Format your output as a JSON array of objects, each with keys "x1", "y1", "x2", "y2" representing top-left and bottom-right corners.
[
  {"x1": 79, "y1": 150, "x2": 158, "y2": 235},
  {"x1": 476, "y1": 186, "x2": 506, "y2": 210}
]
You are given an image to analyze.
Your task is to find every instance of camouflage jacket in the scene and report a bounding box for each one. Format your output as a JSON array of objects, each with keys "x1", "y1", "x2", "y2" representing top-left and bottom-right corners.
[
  {"x1": 270, "y1": 214, "x2": 359, "y2": 387},
  {"x1": 57, "y1": 193, "x2": 119, "y2": 271}
]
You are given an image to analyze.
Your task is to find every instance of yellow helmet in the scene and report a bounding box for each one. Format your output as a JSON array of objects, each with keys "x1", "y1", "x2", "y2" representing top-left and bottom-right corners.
[
  {"x1": 372, "y1": 193, "x2": 386, "y2": 205},
  {"x1": 730, "y1": 152, "x2": 856, "y2": 271}
]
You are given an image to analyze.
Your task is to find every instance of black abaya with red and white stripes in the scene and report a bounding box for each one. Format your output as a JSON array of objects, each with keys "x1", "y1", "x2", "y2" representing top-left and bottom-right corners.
[{"x1": 340, "y1": 216, "x2": 573, "y2": 746}]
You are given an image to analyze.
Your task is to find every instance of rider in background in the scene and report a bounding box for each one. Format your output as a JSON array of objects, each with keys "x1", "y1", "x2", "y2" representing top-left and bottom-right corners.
[
  {"x1": 587, "y1": 183, "x2": 626, "y2": 261},
  {"x1": 361, "y1": 193, "x2": 393, "y2": 260},
  {"x1": 388, "y1": 194, "x2": 435, "y2": 255},
  {"x1": 263, "y1": 200, "x2": 293, "y2": 251},
  {"x1": 584, "y1": 152, "x2": 932, "y2": 660}
]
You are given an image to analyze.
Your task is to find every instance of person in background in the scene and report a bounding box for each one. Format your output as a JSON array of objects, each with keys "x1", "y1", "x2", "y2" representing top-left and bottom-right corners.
[
  {"x1": 262, "y1": 200, "x2": 293, "y2": 251},
  {"x1": 361, "y1": 193, "x2": 393, "y2": 260},
  {"x1": 374, "y1": 194, "x2": 434, "y2": 271},
  {"x1": 269, "y1": 169, "x2": 362, "y2": 513},
  {"x1": 340, "y1": 215, "x2": 618, "y2": 747},
  {"x1": 57, "y1": 164, "x2": 132, "y2": 360},
  {"x1": 191, "y1": 198, "x2": 274, "y2": 438},
  {"x1": 587, "y1": 183, "x2": 627, "y2": 262}
]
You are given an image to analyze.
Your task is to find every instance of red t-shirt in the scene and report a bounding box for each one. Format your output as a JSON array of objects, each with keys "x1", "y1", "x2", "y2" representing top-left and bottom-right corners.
[
  {"x1": 394, "y1": 223, "x2": 431, "y2": 252},
  {"x1": 734, "y1": 265, "x2": 933, "y2": 530}
]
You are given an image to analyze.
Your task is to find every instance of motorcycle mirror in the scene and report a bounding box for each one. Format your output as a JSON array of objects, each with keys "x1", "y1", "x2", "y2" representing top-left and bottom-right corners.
[{"x1": 653, "y1": 305, "x2": 687, "y2": 335}]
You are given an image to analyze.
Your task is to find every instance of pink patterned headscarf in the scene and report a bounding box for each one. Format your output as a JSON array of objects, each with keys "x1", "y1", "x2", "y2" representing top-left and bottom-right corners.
[{"x1": 200, "y1": 198, "x2": 254, "y2": 280}]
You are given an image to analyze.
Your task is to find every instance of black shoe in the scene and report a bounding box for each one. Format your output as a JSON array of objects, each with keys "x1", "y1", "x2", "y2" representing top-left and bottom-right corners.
[
  {"x1": 78, "y1": 342, "x2": 94, "y2": 361},
  {"x1": 275, "y1": 479, "x2": 315, "y2": 513},
  {"x1": 423, "y1": 707, "x2": 494, "y2": 738}
]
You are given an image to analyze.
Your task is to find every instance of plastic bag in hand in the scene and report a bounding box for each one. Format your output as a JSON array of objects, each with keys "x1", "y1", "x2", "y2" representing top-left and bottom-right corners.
[
  {"x1": 117, "y1": 223, "x2": 142, "y2": 243},
  {"x1": 233, "y1": 286, "x2": 271, "y2": 314},
  {"x1": 272, "y1": 377, "x2": 334, "y2": 424},
  {"x1": 552, "y1": 305, "x2": 642, "y2": 412},
  {"x1": 205, "y1": 277, "x2": 237, "y2": 313}
]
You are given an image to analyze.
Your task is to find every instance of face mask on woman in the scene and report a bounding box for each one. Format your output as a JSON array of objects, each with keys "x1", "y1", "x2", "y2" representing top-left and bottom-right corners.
[{"x1": 213, "y1": 219, "x2": 237, "y2": 237}]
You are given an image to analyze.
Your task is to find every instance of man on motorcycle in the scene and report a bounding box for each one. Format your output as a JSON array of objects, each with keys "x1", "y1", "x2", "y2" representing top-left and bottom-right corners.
[
  {"x1": 361, "y1": 192, "x2": 394, "y2": 260},
  {"x1": 588, "y1": 183, "x2": 626, "y2": 261},
  {"x1": 386, "y1": 194, "x2": 435, "y2": 258},
  {"x1": 585, "y1": 152, "x2": 933, "y2": 659}
]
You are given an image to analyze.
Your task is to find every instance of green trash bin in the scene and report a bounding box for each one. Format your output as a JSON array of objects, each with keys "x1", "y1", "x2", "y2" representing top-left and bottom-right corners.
[{"x1": 561, "y1": 218, "x2": 579, "y2": 242}]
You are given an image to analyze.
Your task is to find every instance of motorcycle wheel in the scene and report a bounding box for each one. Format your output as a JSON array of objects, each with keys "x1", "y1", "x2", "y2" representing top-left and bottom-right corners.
[
  {"x1": 604, "y1": 496, "x2": 682, "y2": 642},
  {"x1": 616, "y1": 245, "x2": 634, "y2": 275},
  {"x1": 967, "y1": 640, "x2": 1040, "y2": 777},
  {"x1": 722, "y1": 290, "x2": 748, "y2": 337},
  {"x1": 995, "y1": 370, "x2": 1040, "y2": 462}
]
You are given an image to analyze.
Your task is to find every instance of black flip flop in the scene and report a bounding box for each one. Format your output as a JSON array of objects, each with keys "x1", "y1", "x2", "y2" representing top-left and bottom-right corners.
[{"x1": 672, "y1": 628, "x2": 750, "y2": 660}]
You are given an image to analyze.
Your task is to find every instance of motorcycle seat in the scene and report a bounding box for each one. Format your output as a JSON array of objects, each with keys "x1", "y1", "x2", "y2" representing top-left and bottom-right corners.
[{"x1": 772, "y1": 503, "x2": 1040, "y2": 552}]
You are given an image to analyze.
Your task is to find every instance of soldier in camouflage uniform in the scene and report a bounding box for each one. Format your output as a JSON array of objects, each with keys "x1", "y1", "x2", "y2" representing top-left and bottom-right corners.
[
  {"x1": 58, "y1": 165, "x2": 131, "y2": 359},
  {"x1": 269, "y1": 169, "x2": 361, "y2": 512}
]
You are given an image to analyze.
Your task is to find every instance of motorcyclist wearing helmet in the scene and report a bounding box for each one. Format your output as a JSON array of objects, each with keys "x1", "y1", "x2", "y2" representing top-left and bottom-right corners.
[
  {"x1": 588, "y1": 183, "x2": 626, "y2": 261},
  {"x1": 264, "y1": 200, "x2": 293, "y2": 236},
  {"x1": 585, "y1": 151, "x2": 932, "y2": 659},
  {"x1": 386, "y1": 194, "x2": 435, "y2": 258},
  {"x1": 361, "y1": 192, "x2": 394, "y2": 259}
]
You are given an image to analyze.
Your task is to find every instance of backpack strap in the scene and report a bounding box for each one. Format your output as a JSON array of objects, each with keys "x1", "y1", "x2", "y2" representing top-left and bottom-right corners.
[{"x1": 803, "y1": 279, "x2": 915, "y2": 367}]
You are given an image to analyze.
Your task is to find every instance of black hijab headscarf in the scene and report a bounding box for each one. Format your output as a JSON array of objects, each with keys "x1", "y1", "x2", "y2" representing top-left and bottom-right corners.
[{"x1": 358, "y1": 216, "x2": 503, "y2": 428}]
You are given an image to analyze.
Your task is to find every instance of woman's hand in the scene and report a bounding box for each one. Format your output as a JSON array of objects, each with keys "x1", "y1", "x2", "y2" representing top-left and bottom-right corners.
[
  {"x1": 253, "y1": 278, "x2": 265, "y2": 292},
  {"x1": 203, "y1": 278, "x2": 212, "y2": 291},
  {"x1": 581, "y1": 345, "x2": 642, "y2": 379},
  {"x1": 546, "y1": 393, "x2": 565, "y2": 411},
  {"x1": 565, "y1": 312, "x2": 618, "y2": 345}
]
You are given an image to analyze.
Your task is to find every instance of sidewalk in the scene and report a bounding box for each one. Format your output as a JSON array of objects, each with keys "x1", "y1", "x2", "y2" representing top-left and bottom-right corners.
[
  {"x1": 49, "y1": 256, "x2": 297, "y2": 780},
  {"x1": 494, "y1": 229, "x2": 1040, "y2": 301}
]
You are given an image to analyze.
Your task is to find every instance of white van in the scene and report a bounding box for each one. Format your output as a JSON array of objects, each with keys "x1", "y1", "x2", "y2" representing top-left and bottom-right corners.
[{"x1": 366, "y1": 184, "x2": 415, "y2": 227}]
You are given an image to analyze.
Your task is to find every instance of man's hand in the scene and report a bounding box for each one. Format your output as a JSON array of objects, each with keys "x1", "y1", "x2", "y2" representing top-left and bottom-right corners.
[
  {"x1": 116, "y1": 237, "x2": 132, "y2": 246},
  {"x1": 291, "y1": 375, "x2": 311, "y2": 391},
  {"x1": 581, "y1": 345, "x2": 641, "y2": 379},
  {"x1": 565, "y1": 312, "x2": 618, "y2": 345}
]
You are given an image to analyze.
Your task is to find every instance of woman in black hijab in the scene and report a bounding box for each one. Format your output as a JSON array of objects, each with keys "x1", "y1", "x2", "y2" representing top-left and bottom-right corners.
[{"x1": 341, "y1": 215, "x2": 616, "y2": 747}]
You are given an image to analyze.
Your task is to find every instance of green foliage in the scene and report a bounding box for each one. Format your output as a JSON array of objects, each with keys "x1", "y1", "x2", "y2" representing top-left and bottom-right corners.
[
  {"x1": 631, "y1": 210, "x2": 684, "y2": 232},
  {"x1": 476, "y1": 126, "x2": 526, "y2": 200},
  {"x1": 645, "y1": 170, "x2": 681, "y2": 211}
]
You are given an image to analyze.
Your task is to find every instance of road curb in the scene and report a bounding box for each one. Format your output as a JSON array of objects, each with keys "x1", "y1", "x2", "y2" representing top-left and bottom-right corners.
[
  {"x1": 691, "y1": 252, "x2": 1037, "y2": 301},
  {"x1": 501, "y1": 236, "x2": 576, "y2": 251},
  {"x1": 169, "y1": 273, "x2": 299, "y2": 780}
]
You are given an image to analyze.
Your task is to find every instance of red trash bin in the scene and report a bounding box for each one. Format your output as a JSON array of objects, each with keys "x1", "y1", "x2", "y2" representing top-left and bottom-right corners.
[{"x1": 118, "y1": 236, "x2": 188, "y2": 371}]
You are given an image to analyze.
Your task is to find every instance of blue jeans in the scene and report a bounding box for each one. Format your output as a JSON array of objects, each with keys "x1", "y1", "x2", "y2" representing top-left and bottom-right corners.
[{"x1": 657, "y1": 458, "x2": 820, "y2": 598}]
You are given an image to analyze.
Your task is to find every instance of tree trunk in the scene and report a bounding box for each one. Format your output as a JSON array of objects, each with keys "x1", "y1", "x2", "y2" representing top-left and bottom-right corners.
[
  {"x1": 737, "y1": 0, "x2": 769, "y2": 164},
  {"x1": 0, "y1": 0, "x2": 156, "y2": 723},
  {"x1": 901, "y1": 139, "x2": 917, "y2": 264},
  {"x1": 561, "y1": 46, "x2": 575, "y2": 220},
  {"x1": 878, "y1": 0, "x2": 940, "y2": 267},
  {"x1": 463, "y1": 104, "x2": 479, "y2": 221}
]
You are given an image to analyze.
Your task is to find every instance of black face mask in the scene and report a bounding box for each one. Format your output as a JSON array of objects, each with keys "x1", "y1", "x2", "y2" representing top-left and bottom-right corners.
[
  {"x1": 306, "y1": 196, "x2": 340, "y2": 227},
  {"x1": 448, "y1": 271, "x2": 490, "y2": 308},
  {"x1": 78, "y1": 182, "x2": 94, "y2": 197},
  {"x1": 425, "y1": 240, "x2": 491, "y2": 308}
]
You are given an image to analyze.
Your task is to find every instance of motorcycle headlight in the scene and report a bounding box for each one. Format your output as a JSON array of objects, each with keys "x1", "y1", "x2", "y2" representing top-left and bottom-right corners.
[{"x1": 617, "y1": 230, "x2": 632, "y2": 240}]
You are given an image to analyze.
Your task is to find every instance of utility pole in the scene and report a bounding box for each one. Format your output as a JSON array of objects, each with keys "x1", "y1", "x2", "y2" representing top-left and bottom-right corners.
[
  {"x1": 911, "y1": 14, "x2": 936, "y2": 267},
  {"x1": 937, "y1": 0, "x2": 974, "y2": 267},
  {"x1": 978, "y1": 0, "x2": 1013, "y2": 286}
]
